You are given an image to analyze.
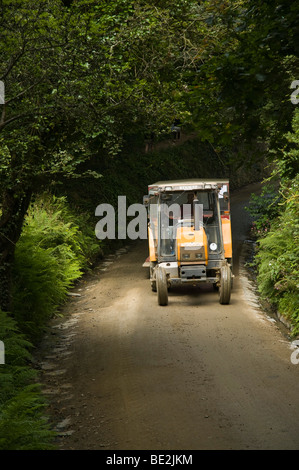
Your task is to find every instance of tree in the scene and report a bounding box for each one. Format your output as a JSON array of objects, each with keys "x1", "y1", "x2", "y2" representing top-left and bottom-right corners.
[
  {"x1": 0, "y1": 0, "x2": 204, "y2": 311},
  {"x1": 0, "y1": 0, "x2": 67, "y2": 311},
  {"x1": 184, "y1": 0, "x2": 299, "y2": 155},
  {"x1": 0, "y1": 0, "x2": 121, "y2": 310}
]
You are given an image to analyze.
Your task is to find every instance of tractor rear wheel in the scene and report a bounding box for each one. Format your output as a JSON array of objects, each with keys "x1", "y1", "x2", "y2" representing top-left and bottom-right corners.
[
  {"x1": 156, "y1": 267, "x2": 168, "y2": 306},
  {"x1": 219, "y1": 265, "x2": 231, "y2": 305}
]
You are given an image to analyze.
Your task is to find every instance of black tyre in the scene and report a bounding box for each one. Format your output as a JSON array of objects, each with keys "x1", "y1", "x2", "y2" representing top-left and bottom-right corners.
[
  {"x1": 219, "y1": 265, "x2": 231, "y2": 305},
  {"x1": 156, "y1": 266, "x2": 168, "y2": 306}
]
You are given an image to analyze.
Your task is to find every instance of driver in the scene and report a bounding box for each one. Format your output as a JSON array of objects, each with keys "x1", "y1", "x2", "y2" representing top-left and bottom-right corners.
[{"x1": 181, "y1": 192, "x2": 195, "y2": 219}]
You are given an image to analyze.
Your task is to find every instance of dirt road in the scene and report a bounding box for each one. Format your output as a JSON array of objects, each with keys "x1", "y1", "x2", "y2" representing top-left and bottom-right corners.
[{"x1": 39, "y1": 183, "x2": 299, "y2": 450}]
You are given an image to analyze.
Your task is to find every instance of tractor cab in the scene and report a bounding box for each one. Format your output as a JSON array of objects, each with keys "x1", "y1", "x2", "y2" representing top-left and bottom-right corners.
[{"x1": 143, "y1": 179, "x2": 233, "y2": 306}]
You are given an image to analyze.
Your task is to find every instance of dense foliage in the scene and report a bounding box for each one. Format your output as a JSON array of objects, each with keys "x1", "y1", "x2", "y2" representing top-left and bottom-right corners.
[
  {"x1": 255, "y1": 176, "x2": 299, "y2": 335},
  {"x1": 246, "y1": 184, "x2": 281, "y2": 237},
  {"x1": 12, "y1": 195, "x2": 101, "y2": 343},
  {"x1": 247, "y1": 110, "x2": 299, "y2": 335},
  {"x1": 0, "y1": 310, "x2": 54, "y2": 449},
  {"x1": 0, "y1": 0, "x2": 298, "y2": 449}
]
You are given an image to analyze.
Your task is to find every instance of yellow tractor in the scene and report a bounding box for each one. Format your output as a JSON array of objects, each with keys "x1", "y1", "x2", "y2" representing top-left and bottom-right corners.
[{"x1": 143, "y1": 179, "x2": 233, "y2": 306}]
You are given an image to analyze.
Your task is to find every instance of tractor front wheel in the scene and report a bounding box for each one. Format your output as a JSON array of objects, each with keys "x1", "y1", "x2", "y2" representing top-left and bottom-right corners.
[
  {"x1": 156, "y1": 267, "x2": 168, "y2": 306},
  {"x1": 219, "y1": 265, "x2": 231, "y2": 305}
]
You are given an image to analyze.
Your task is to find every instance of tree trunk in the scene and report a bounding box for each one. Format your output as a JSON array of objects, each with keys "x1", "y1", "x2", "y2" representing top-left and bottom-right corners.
[{"x1": 0, "y1": 188, "x2": 32, "y2": 312}]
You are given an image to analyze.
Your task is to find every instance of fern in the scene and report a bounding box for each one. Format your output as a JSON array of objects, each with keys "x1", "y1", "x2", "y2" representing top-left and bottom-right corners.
[
  {"x1": 255, "y1": 175, "x2": 299, "y2": 334},
  {"x1": 0, "y1": 385, "x2": 55, "y2": 450},
  {"x1": 12, "y1": 194, "x2": 100, "y2": 342},
  {"x1": 0, "y1": 310, "x2": 55, "y2": 449}
]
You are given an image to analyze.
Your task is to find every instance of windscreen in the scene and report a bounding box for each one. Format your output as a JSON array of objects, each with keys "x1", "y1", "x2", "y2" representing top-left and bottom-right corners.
[{"x1": 157, "y1": 190, "x2": 222, "y2": 258}]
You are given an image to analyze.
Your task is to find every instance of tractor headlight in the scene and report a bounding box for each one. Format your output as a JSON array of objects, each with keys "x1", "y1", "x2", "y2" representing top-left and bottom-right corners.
[
  {"x1": 182, "y1": 254, "x2": 190, "y2": 259},
  {"x1": 196, "y1": 253, "x2": 203, "y2": 259}
]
